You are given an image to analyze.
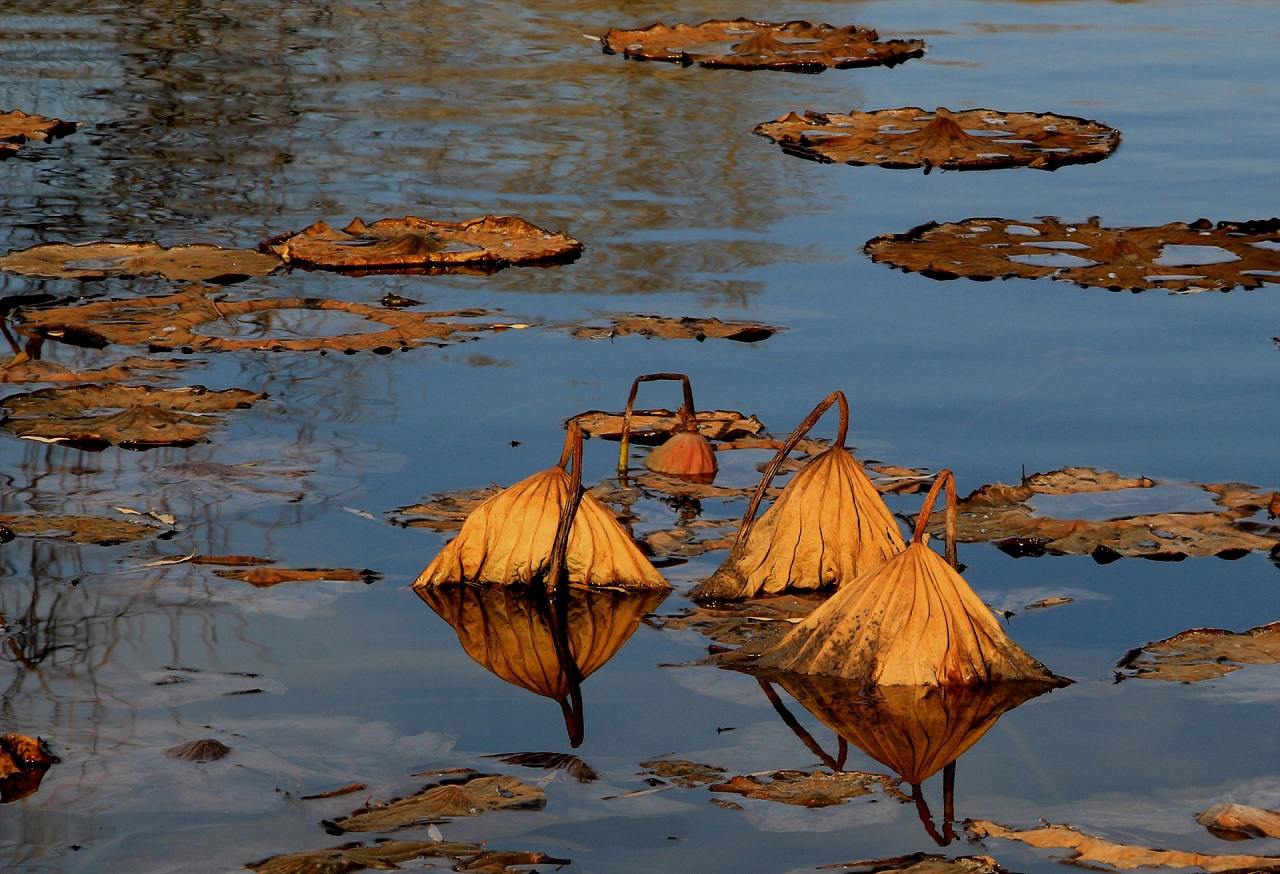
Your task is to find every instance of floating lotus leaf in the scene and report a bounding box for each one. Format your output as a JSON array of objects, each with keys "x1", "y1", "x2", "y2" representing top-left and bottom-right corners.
[
  {"x1": 0, "y1": 242, "x2": 281, "y2": 282},
  {"x1": 925, "y1": 467, "x2": 1280, "y2": 560},
  {"x1": 164, "y1": 739, "x2": 231, "y2": 762},
  {"x1": 0, "y1": 110, "x2": 76, "y2": 157},
  {"x1": 692, "y1": 392, "x2": 905, "y2": 600},
  {"x1": 574, "y1": 408, "x2": 763, "y2": 443},
  {"x1": 639, "y1": 759, "x2": 728, "y2": 788},
  {"x1": 757, "y1": 472, "x2": 1059, "y2": 686},
  {"x1": 755, "y1": 107, "x2": 1119, "y2": 171},
  {"x1": 0, "y1": 354, "x2": 187, "y2": 384},
  {"x1": 1197, "y1": 803, "x2": 1280, "y2": 841},
  {"x1": 966, "y1": 820, "x2": 1280, "y2": 872},
  {"x1": 15, "y1": 287, "x2": 500, "y2": 353},
  {"x1": 334, "y1": 773, "x2": 545, "y2": 832},
  {"x1": 262, "y1": 215, "x2": 582, "y2": 273},
  {"x1": 764, "y1": 673, "x2": 1061, "y2": 785},
  {"x1": 829, "y1": 854, "x2": 1013, "y2": 874},
  {"x1": 416, "y1": 584, "x2": 666, "y2": 701},
  {"x1": 0, "y1": 383, "x2": 264, "y2": 449},
  {"x1": 212, "y1": 567, "x2": 379, "y2": 588},
  {"x1": 0, "y1": 512, "x2": 160, "y2": 544},
  {"x1": 709, "y1": 769, "x2": 900, "y2": 808},
  {"x1": 0, "y1": 734, "x2": 60, "y2": 803},
  {"x1": 866, "y1": 217, "x2": 1280, "y2": 292},
  {"x1": 483, "y1": 751, "x2": 598, "y2": 783},
  {"x1": 601, "y1": 19, "x2": 926, "y2": 72},
  {"x1": 570, "y1": 315, "x2": 782, "y2": 342},
  {"x1": 246, "y1": 840, "x2": 568, "y2": 874},
  {"x1": 1116, "y1": 622, "x2": 1280, "y2": 682}
]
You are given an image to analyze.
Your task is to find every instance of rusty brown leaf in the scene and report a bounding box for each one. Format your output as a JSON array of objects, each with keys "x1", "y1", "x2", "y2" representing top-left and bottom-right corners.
[
  {"x1": 866, "y1": 217, "x2": 1280, "y2": 292},
  {"x1": 569, "y1": 315, "x2": 782, "y2": 343},
  {"x1": 191, "y1": 554, "x2": 276, "y2": 566},
  {"x1": 710, "y1": 769, "x2": 900, "y2": 808},
  {"x1": 334, "y1": 773, "x2": 545, "y2": 832},
  {"x1": 212, "y1": 567, "x2": 378, "y2": 588},
  {"x1": 392, "y1": 487, "x2": 504, "y2": 531},
  {"x1": 246, "y1": 840, "x2": 569, "y2": 874},
  {"x1": 300, "y1": 783, "x2": 367, "y2": 801},
  {"x1": 0, "y1": 383, "x2": 264, "y2": 448},
  {"x1": 601, "y1": 19, "x2": 926, "y2": 72},
  {"x1": 453, "y1": 850, "x2": 573, "y2": 874},
  {"x1": 0, "y1": 512, "x2": 161, "y2": 544},
  {"x1": 574, "y1": 408, "x2": 763, "y2": 443},
  {"x1": 0, "y1": 242, "x2": 281, "y2": 282},
  {"x1": 1116, "y1": 622, "x2": 1280, "y2": 682},
  {"x1": 639, "y1": 759, "x2": 728, "y2": 788},
  {"x1": 0, "y1": 110, "x2": 76, "y2": 157},
  {"x1": 756, "y1": 107, "x2": 1119, "y2": 171},
  {"x1": 0, "y1": 734, "x2": 60, "y2": 803},
  {"x1": 15, "y1": 287, "x2": 500, "y2": 353},
  {"x1": 0, "y1": 355, "x2": 187, "y2": 385},
  {"x1": 262, "y1": 215, "x2": 581, "y2": 273},
  {"x1": 820, "y1": 853, "x2": 1014, "y2": 874},
  {"x1": 1197, "y1": 802, "x2": 1280, "y2": 841},
  {"x1": 966, "y1": 820, "x2": 1280, "y2": 872}
]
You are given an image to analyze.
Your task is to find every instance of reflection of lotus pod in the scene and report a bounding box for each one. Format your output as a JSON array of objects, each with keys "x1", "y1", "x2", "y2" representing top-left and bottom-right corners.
[
  {"x1": 414, "y1": 465, "x2": 667, "y2": 590},
  {"x1": 645, "y1": 431, "x2": 717, "y2": 483},
  {"x1": 767, "y1": 674, "x2": 1061, "y2": 784},
  {"x1": 415, "y1": 585, "x2": 667, "y2": 700},
  {"x1": 693, "y1": 445, "x2": 904, "y2": 599}
]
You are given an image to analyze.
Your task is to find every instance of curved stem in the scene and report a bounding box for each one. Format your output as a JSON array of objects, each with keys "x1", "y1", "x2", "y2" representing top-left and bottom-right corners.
[
  {"x1": 728, "y1": 390, "x2": 848, "y2": 553},
  {"x1": 547, "y1": 421, "x2": 584, "y2": 591},
  {"x1": 757, "y1": 678, "x2": 840, "y2": 771},
  {"x1": 618, "y1": 373, "x2": 697, "y2": 478},
  {"x1": 912, "y1": 469, "x2": 958, "y2": 570}
]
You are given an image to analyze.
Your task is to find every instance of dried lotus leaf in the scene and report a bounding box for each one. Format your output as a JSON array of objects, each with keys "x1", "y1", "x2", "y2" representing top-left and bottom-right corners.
[
  {"x1": 0, "y1": 355, "x2": 187, "y2": 384},
  {"x1": 618, "y1": 373, "x2": 718, "y2": 483},
  {"x1": 0, "y1": 512, "x2": 161, "y2": 544},
  {"x1": 262, "y1": 215, "x2": 582, "y2": 273},
  {"x1": 0, "y1": 109, "x2": 76, "y2": 157},
  {"x1": 334, "y1": 773, "x2": 545, "y2": 831},
  {"x1": 1197, "y1": 802, "x2": 1280, "y2": 841},
  {"x1": 569, "y1": 315, "x2": 783, "y2": 342},
  {"x1": 601, "y1": 18, "x2": 926, "y2": 72},
  {"x1": 828, "y1": 854, "x2": 1013, "y2": 874},
  {"x1": 0, "y1": 383, "x2": 264, "y2": 449},
  {"x1": 164, "y1": 739, "x2": 231, "y2": 762},
  {"x1": 212, "y1": 567, "x2": 378, "y2": 587},
  {"x1": 0, "y1": 241, "x2": 280, "y2": 282},
  {"x1": 1116, "y1": 621, "x2": 1280, "y2": 682},
  {"x1": 866, "y1": 216, "x2": 1280, "y2": 292},
  {"x1": 573, "y1": 408, "x2": 762, "y2": 443},
  {"x1": 756, "y1": 107, "x2": 1119, "y2": 171},
  {"x1": 708, "y1": 769, "x2": 899, "y2": 807},
  {"x1": 0, "y1": 734, "x2": 60, "y2": 803}
]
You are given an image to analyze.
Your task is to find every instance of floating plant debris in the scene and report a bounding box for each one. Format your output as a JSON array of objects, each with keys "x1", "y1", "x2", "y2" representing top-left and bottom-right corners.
[
  {"x1": 756, "y1": 472, "x2": 1060, "y2": 686},
  {"x1": 569, "y1": 315, "x2": 782, "y2": 342},
  {"x1": 483, "y1": 752, "x2": 599, "y2": 783},
  {"x1": 574, "y1": 408, "x2": 763, "y2": 443},
  {"x1": 865, "y1": 217, "x2": 1280, "y2": 292},
  {"x1": 0, "y1": 354, "x2": 187, "y2": 384},
  {"x1": 966, "y1": 820, "x2": 1280, "y2": 872},
  {"x1": 0, "y1": 734, "x2": 60, "y2": 803},
  {"x1": 639, "y1": 759, "x2": 728, "y2": 788},
  {"x1": 0, "y1": 512, "x2": 161, "y2": 544},
  {"x1": 0, "y1": 110, "x2": 76, "y2": 157},
  {"x1": 826, "y1": 854, "x2": 1014, "y2": 874},
  {"x1": 164, "y1": 738, "x2": 232, "y2": 762},
  {"x1": 619, "y1": 374, "x2": 717, "y2": 484},
  {"x1": 600, "y1": 19, "x2": 926, "y2": 72},
  {"x1": 0, "y1": 242, "x2": 281, "y2": 283},
  {"x1": 14, "y1": 287, "x2": 500, "y2": 353},
  {"x1": 755, "y1": 107, "x2": 1120, "y2": 171},
  {"x1": 261, "y1": 215, "x2": 582, "y2": 273},
  {"x1": 710, "y1": 769, "x2": 900, "y2": 808},
  {"x1": 0, "y1": 383, "x2": 264, "y2": 449},
  {"x1": 650, "y1": 595, "x2": 820, "y2": 650},
  {"x1": 334, "y1": 773, "x2": 545, "y2": 832},
  {"x1": 392, "y1": 486, "x2": 503, "y2": 531},
  {"x1": 247, "y1": 840, "x2": 569, "y2": 874},
  {"x1": 1196, "y1": 802, "x2": 1280, "y2": 841},
  {"x1": 691, "y1": 391, "x2": 905, "y2": 600},
  {"x1": 923, "y1": 467, "x2": 1280, "y2": 561},
  {"x1": 211, "y1": 567, "x2": 380, "y2": 587},
  {"x1": 1116, "y1": 622, "x2": 1280, "y2": 682},
  {"x1": 414, "y1": 423, "x2": 668, "y2": 590}
]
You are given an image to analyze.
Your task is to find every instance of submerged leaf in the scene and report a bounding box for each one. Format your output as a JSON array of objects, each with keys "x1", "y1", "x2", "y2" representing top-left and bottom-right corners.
[
  {"x1": 757, "y1": 107, "x2": 1119, "y2": 171},
  {"x1": 262, "y1": 215, "x2": 581, "y2": 273},
  {"x1": 0, "y1": 355, "x2": 187, "y2": 385},
  {"x1": 334, "y1": 773, "x2": 545, "y2": 831},
  {"x1": 710, "y1": 769, "x2": 899, "y2": 808},
  {"x1": 866, "y1": 217, "x2": 1280, "y2": 292},
  {"x1": 601, "y1": 18, "x2": 926, "y2": 72},
  {"x1": 0, "y1": 241, "x2": 280, "y2": 282},
  {"x1": 966, "y1": 820, "x2": 1280, "y2": 872},
  {"x1": 1116, "y1": 622, "x2": 1280, "y2": 682}
]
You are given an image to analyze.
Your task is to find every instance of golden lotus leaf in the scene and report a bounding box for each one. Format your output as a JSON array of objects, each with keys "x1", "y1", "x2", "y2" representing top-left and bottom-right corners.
[
  {"x1": 262, "y1": 214, "x2": 582, "y2": 273},
  {"x1": 0, "y1": 241, "x2": 281, "y2": 282},
  {"x1": 601, "y1": 18, "x2": 926, "y2": 72},
  {"x1": 1197, "y1": 802, "x2": 1280, "y2": 841},
  {"x1": 756, "y1": 107, "x2": 1119, "y2": 171},
  {"x1": 334, "y1": 773, "x2": 545, "y2": 832},
  {"x1": 1117, "y1": 622, "x2": 1280, "y2": 682},
  {"x1": 0, "y1": 110, "x2": 76, "y2": 157},
  {"x1": 866, "y1": 216, "x2": 1280, "y2": 292}
]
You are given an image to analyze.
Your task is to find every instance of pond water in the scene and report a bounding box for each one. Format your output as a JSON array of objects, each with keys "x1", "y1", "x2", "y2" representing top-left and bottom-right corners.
[{"x1": 1, "y1": 1, "x2": 1277, "y2": 872}]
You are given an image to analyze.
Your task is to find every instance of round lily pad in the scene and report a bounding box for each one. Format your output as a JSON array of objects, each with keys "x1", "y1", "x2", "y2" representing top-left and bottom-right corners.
[
  {"x1": 261, "y1": 214, "x2": 582, "y2": 273},
  {"x1": 0, "y1": 242, "x2": 282, "y2": 283},
  {"x1": 755, "y1": 106, "x2": 1120, "y2": 171},
  {"x1": 601, "y1": 19, "x2": 926, "y2": 72},
  {"x1": 866, "y1": 217, "x2": 1280, "y2": 292}
]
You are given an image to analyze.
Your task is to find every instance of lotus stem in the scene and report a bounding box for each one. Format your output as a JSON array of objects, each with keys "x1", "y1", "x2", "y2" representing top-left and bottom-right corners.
[
  {"x1": 913, "y1": 469, "x2": 958, "y2": 570},
  {"x1": 547, "y1": 421, "x2": 585, "y2": 591},
  {"x1": 729, "y1": 390, "x2": 849, "y2": 552},
  {"x1": 618, "y1": 373, "x2": 698, "y2": 478}
]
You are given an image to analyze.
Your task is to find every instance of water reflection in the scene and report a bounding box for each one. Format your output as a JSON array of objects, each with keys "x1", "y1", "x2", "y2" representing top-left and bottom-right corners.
[
  {"x1": 751, "y1": 671, "x2": 1064, "y2": 845},
  {"x1": 417, "y1": 584, "x2": 666, "y2": 746}
]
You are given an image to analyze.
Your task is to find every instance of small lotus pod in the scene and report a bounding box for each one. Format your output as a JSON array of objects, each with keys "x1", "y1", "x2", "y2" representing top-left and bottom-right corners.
[
  {"x1": 690, "y1": 391, "x2": 904, "y2": 600},
  {"x1": 164, "y1": 739, "x2": 232, "y2": 762},
  {"x1": 414, "y1": 422, "x2": 668, "y2": 591},
  {"x1": 756, "y1": 471, "x2": 1060, "y2": 686},
  {"x1": 618, "y1": 373, "x2": 718, "y2": 484}
]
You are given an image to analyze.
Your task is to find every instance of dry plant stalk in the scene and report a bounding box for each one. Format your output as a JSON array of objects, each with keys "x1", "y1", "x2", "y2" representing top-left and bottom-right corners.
[
  {"x1": 618, "y1": 373, "x2": 717, "y2": 484},
  {"x1": 691, "y1": 391, "x2": 904, "y2": 600},
  {"x1": 756, "y1": 471, "x2": 1058, "y2": 686},
  {"x1": 413, "y1": 422, "x2": 667, "y2": 590}
]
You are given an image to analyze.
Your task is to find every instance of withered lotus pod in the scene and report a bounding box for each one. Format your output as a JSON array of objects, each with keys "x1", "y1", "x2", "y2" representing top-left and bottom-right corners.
[
  {"x1": 618, "y1": 373, "x2": 717, "y2": 484},
  {"x1": 756, "y1": 472, "x2": 1060, "y2": 686},
  {"x1": 690, "y1": 391, "x2": 905, "y2": 600},
  {"x1": 0, "y1": 733, "x2": 60, "y2": 803},
  {"x1": 413, "y1": 422, "x2": 668, "y2": 590}
]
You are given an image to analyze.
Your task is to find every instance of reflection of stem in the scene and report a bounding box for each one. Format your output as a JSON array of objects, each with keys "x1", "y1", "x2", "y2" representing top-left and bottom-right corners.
[
  {"x1": 942, "y1": 761, "x2": 957, "y2": 843},
  {"x1": 757, "y1": 678, "x2": 840, "y2": 771},
  {"x1": 910, "y1": 782, "x2": 952, "y2": 847}
]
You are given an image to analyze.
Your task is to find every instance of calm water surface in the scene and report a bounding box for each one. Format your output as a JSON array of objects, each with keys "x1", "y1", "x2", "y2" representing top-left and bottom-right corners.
[{"x1": 1, "y1": 1, "x2": 1277, "y2": 872}]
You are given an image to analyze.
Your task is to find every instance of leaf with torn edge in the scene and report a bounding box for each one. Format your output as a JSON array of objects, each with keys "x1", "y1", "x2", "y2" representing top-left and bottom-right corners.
[
  {"x1": 1117, "y1": 622, "x2": 1280, "y2": 682},
  {"x1": 334, "y1": 773, "x2": 545, "y2": 832}
]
